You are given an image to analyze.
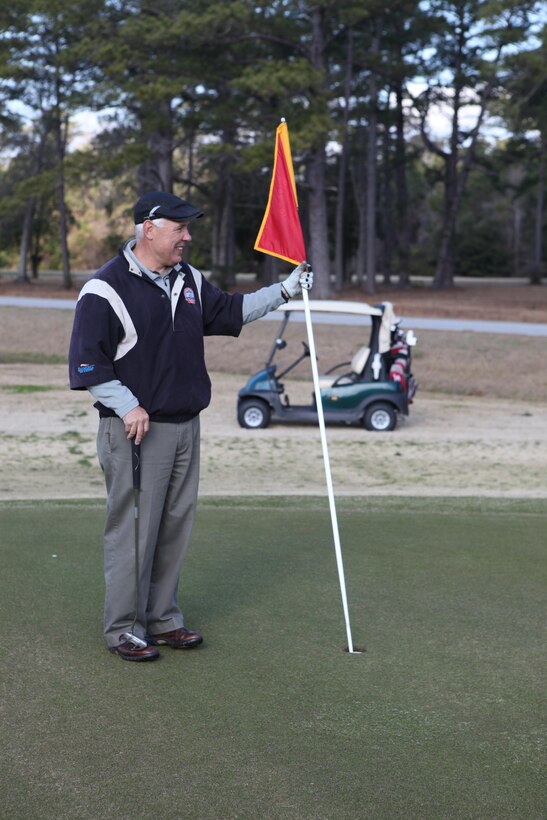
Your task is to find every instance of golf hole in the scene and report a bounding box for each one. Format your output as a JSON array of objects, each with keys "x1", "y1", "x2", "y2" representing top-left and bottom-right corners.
[{"x1": 344, "y1": 645, "x2": 366, "y2": 654}]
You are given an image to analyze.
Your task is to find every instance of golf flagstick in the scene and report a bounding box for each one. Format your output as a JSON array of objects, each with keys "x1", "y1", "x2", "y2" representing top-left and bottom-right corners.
[
  {"x1": 301, "y1": 287, "x2": 355, "y2": 654},
  {"x1": 253, "y1": 118, "x2": 357, "y2": 653}
]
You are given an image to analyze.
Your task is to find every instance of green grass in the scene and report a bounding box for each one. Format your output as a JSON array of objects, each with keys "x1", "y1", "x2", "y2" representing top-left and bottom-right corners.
[
  {"x1": 0, "y1": 352, "x2": 67, "y2": 365},
  {"x1": 0, "y1": 497, "x2": 545, "y2": 819},
  {"x1": 0, "y1": 383, "x2": 55, "y2": 393}
]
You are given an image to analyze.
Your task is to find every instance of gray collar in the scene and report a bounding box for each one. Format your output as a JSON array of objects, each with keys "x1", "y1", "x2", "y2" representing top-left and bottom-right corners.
[{"x1": 122, "y1": 238, "x2": 182, "y2": 279}]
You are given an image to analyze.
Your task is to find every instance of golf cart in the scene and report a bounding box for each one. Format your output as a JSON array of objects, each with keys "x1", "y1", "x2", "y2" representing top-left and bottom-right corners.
[{"x1": 237, "y1": 300, "x2": 417, "y2": 432}]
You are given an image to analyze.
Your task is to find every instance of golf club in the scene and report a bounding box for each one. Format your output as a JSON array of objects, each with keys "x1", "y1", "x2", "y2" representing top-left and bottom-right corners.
[{"x1": 120, "y1": 440, "x2": 146, "y2": 648}]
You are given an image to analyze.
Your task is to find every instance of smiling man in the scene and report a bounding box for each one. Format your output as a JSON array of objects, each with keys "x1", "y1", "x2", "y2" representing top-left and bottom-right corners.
[{"x1": 68, "y1": 190, "x2": 313, "y2": 661}]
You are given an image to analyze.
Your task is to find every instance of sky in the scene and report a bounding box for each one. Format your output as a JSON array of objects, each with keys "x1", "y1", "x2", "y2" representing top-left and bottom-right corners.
[{"x1": 68, "y1": 90, "x2": 510, "y2": 154}]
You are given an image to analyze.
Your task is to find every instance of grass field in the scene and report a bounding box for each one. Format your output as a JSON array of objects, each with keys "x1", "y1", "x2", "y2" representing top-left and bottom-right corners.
[{"x1": 1, "y1": 496, "x2": 545, "y2": 819}]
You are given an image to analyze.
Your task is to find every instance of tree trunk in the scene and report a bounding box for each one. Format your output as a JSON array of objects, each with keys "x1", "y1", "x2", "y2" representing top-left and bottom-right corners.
[
  {"x1": 380, "y1": 120, "x2": 393, "y2": 287},
  {"x1": 54, "y1": 108, "x2": 72, "y2": 289},
  {"x1": 365, "y1": 31, "x2": 380, "y2": 295},
  {"x1": 212, "y1": 148, "x2": 236, "y2": 287},
  {"x1": 351, "y1": 125, "x2": 367, "y2": 289},
  {"x1": 531, "y1": 134, "x2": 545, "y2": 284},
  {"x1": 512, "y1": 200, "x2": 523, "y2": 277},
  {"x1": 434, "y1": 153, "x2": 458, "y2": 289},
  {"x1": 334, "y1": 27, "x2": 353, "y2": 292},
  {"x1": 262, "y1": 253, "x2": 280, "y2": 285},
  {"x1": 433, "y1": 95, "x2": 490, "y2": 290},
  {"x1": 17, "y1": 123, "x2": 48, "y2": 282},
  {"x1": 17, "y1": 202, "x2": 35, "y2": 283},
  {"x1": 394, "y1": 83, "x2": 410, "y2": 287},
  {"x1": 155, "y1": 98, "x2": 174, "y2": 192},
  {"x1": 433, "y1": 40, "x2": 462, "y2": 292},
  {"x1": 430, "y1": 26, "x2": 501, "y2": 290},
  {"x1": 57, "y1": 173, "x2": 72, "y2": 289},
  {"x1": 305, "y1": 4, "x2": 331, "y2": 298},
  {"x1": 186, "y1": 132, "x2": 194, "y2": 200},
  {"x1": 307, "y1": 145, "x2": 331, "y2": 298},
  {"x1": 30, "y1": 195, "x2": 45, "y2": 278}
]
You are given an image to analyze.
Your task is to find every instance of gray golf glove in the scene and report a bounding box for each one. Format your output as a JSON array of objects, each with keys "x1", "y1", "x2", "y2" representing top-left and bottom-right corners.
[{"x1": 281, "y1": 262, "x2": 314, "y2": 299}]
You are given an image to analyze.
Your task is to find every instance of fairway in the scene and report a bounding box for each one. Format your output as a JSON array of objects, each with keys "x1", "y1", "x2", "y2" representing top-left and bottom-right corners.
[{"x1": 1, "y1": 497, "x2": 545, "y2": 819}]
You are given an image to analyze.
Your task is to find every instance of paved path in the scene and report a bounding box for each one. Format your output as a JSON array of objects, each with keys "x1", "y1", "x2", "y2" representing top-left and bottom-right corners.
[
  {"x1": 0, "y1": 296, "x2": 77, "y2": 310},
  {"x1": 262, "y1": 311, "x2": 547, "y2": 336},
  {"x1": 0, "y1": 295, "x2": 545, "y2": 336}
]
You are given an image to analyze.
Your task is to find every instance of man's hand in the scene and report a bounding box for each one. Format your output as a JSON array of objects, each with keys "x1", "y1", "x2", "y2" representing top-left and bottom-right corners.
[
  {"x1": 122, "y1": 406, "x2": 150, "y2": 444},
  {"x1": 282, "y1": 262, "x2": 314, "y2": 299}
]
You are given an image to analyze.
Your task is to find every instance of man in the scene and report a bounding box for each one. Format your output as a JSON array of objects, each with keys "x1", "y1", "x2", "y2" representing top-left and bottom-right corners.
[{"x1": 69, "y1": 191, "x2": 313, "y2": 662}]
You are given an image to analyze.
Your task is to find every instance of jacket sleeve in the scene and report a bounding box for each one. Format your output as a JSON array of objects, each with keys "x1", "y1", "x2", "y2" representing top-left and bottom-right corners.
[
  {"x1": 68, "y1": 290, "x2": 126, "y2": 390},
  {"x1": 200, "y1": 277, "x2": 244, "y2": 337},
  {"x1": 242, "y1": 283, "x2": 285, "y2": 324}
]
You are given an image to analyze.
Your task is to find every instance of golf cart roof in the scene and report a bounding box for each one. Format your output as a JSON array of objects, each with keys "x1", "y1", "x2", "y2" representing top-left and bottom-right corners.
[{"x1": 276, "y1": 299, "x2": 384, "y2": 317}]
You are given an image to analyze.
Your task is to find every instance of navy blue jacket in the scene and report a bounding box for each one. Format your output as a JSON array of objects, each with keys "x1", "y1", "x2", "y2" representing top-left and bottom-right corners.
[{"x1": 69, "y1": 252, "x2": 243, "y2": 422}]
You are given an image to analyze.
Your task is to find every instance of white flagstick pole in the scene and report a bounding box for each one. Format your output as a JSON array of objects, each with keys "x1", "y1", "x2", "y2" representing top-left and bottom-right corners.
[{"x1": 301, "y1": 287, "x2": 355, "y2": 654}]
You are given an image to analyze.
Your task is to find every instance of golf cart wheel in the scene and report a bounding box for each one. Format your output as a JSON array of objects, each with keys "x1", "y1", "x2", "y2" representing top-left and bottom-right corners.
[
  {"x1": 238, "y1": 399, "x2": 271, "y2": 429},
  {"x1": 363, "y1": 402, "x2": 397, "y2": 432}
]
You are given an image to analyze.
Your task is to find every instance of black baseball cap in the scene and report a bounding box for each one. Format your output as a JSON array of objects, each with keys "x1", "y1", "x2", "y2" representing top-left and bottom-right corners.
[{"x1": 134, "y1": 191, "x2": 204, "y2": 224}]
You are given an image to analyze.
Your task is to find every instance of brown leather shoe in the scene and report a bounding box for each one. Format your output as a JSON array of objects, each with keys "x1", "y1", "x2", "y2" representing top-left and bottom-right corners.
[
  {"x1": 109, "y1": 638, "x2": 160, "y2": 662},
  {"x1": 147, "y1": 627, "x2": 203, "y2": 649}
]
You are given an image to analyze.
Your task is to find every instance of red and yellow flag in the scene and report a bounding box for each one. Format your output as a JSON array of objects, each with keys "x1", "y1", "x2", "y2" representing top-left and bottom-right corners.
[{"x1": 254, "y1": 121, "x2": 306, "y2": 265}]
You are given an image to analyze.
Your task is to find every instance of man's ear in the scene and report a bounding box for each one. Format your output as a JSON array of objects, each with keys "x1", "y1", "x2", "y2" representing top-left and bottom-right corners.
[{"x1": 142, "y1": 220, "x2": 155, "y2": 239}]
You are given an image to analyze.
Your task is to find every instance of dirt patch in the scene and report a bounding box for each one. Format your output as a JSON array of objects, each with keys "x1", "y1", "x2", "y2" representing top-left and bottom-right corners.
[
  {"x1": 1, "y1": 279, "x2": 545, "y2": 500},
  {"x1": 0, "y1": 365, "x2": 545, "y2": 501}
]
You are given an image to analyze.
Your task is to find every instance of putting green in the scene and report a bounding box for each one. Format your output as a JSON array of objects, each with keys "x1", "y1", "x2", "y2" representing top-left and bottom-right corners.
[{"x1": 1, "y1": 497, "x2": 545, "y2": 819}]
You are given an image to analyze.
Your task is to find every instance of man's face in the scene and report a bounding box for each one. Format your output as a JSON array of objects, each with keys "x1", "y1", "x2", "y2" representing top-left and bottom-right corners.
[{"x1": 146, "y1": 219, "x2": 192, "y2": 269}]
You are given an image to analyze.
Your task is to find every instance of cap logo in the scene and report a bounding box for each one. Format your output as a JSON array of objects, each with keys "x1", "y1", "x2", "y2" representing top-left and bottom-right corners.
[{"x1": 148, "y1": 205, "x2": 161, "y2": 218}]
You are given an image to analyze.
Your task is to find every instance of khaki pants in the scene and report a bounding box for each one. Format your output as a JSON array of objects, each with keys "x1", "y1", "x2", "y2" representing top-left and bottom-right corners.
[{"x1": 97, "y1": 416, "x2": 200, "y2": 648}]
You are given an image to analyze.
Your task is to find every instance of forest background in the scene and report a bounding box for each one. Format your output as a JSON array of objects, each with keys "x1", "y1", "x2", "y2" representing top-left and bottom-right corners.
[{"x1": 0, "y1": 0, "x2": 545, "y2": 298}]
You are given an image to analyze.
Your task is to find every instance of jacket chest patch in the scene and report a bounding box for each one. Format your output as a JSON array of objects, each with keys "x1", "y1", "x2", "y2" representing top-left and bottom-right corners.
[{"x1": 183, "y1": 287, "x2": 196, "y2": 305}]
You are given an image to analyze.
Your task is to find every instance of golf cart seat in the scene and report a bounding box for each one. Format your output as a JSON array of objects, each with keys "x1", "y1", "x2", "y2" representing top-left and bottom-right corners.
[{"x1": 318, "y1": 345, "x2": 370, "y2": 388}]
